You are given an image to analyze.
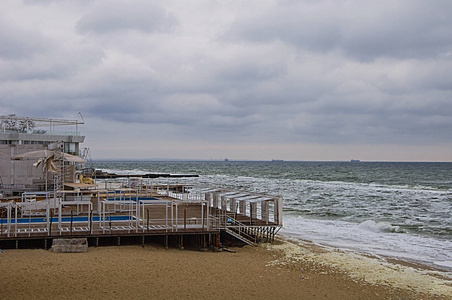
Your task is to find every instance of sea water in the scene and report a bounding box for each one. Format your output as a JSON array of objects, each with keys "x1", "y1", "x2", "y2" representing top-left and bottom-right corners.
[{"x1": 90, "y1": 160, "x2": 452, "y2": 272}]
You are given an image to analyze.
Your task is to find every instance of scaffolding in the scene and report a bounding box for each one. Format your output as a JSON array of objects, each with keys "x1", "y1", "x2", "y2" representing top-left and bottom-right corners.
[{"x1": 0, "y1": 115, "x2": 84, "y2": 135}]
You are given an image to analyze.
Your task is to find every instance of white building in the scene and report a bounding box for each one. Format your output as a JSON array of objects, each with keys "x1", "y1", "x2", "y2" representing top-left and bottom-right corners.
[{"x1": 0, "y1": 115, "x2": 85, "y2": 195}]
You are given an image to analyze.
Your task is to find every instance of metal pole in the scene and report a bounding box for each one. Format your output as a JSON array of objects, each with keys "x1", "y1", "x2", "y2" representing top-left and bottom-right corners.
[
  {"x1": 165, "y1": 202, "x2": 168, "y2": 232},
  {"x1": 175, "y1": 203, "x2": 178, "y2": 232},
  {"x1": 58, "y1": 201, "x2": 61, "y2": 235},
  {"x1": 14, "y1": 205, "x2": 17, "y2": 237},
  {"x1": 46, "y1": 193, "x2": 50, "y2": 235},
  {"x1": 137, "y1": 199, "x2": 140, "y2": 232},
  {"x1": 97, "y1": 192, "x2": 100, "y2": 215},
  {"x1": 7, "y1": 204, "x2": 11, "y2": 237},
  {"x1": 202, "y1": 203, "x2": 204, "y2": 230},
  {"x1": 90, "y1": 209, "x2": 93, "y2": 234},
  {"x1": 250, "y1": 203, "x2": 253, "y2": 225},
  {"x1": 49, "y1": 210, "x2": 53, "y2": 236},
  {"x1": 28, "y1": 205, "x2": 31, "y2": 237},
  {"x1": 70, "y1": 210, "x2": 73, "y2": 236}
]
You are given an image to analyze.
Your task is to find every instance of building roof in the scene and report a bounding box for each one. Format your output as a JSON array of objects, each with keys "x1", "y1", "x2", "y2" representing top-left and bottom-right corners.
[{"x1": 0, "y1": 115, "x2": 83, "y2": 128}]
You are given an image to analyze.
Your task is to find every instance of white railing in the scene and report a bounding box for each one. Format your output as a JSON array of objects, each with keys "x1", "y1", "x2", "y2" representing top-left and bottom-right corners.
[{"x1": 0, "y1": 129, "x2": 81, "y2": 136}]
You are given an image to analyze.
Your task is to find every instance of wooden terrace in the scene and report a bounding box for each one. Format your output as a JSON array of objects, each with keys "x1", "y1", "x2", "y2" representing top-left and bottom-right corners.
[{"x1": 0, "y1": 182, "x2": 282, "y2": 250}]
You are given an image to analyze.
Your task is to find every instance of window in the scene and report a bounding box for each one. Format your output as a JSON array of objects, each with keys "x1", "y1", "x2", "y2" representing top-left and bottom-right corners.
[{"x1": 64, "y1": 142, "x2": 77, "y2": 154}]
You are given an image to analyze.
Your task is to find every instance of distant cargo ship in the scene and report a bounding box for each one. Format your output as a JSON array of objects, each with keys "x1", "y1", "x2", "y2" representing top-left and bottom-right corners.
[
  {"x1": 272, "y1": 159, "x2": 284, "y2": 162},
  {"x1": 350, "y1": 159, "x2": 360, "y2": 163}
]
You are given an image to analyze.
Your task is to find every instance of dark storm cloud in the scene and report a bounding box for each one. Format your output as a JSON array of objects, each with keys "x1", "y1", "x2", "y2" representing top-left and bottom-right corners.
[{"x1": 227, "y1": 0, "x2": 452, "y2": 61}]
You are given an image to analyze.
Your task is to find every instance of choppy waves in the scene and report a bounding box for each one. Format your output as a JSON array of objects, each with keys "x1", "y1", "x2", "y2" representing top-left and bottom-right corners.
[{"x1": 282, "y1": 216, "x2": 452, "y2": 272}]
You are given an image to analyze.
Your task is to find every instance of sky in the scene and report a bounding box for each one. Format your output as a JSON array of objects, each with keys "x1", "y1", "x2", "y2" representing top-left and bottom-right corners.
[{"x1": 1, "y1": 0, "x2": 451, "y2": 161}]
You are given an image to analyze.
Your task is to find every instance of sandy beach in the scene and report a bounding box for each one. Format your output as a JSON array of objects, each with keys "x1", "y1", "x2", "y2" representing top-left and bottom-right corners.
[{"x1": 1, "y1": 238, "x2": 451, "y2": 300}]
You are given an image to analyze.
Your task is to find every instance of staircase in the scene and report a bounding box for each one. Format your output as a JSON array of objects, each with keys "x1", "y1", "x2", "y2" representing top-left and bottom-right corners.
[
  {"x1": 224, "y1": 217, "x2": 259, "y2": 246},
  {"x1": 212, "y1": 213, "x2": 281, "y2": 247},
  {"x1": 225, "y1": 227, "x2": 257, "y2": 246}
]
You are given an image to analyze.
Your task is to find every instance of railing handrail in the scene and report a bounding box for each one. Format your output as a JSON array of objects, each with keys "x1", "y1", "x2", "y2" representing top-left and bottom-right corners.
[{"x1": 0, "y1": 129, "x2": 81, "y2": 136}]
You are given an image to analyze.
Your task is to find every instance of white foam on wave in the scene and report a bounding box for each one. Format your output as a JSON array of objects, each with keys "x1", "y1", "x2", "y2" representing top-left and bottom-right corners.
[
  {"x1": 358, "y1": 220, "x2": 401, "y2": 233},
  {"x1": 435, "y1": 261, "x2": 452, "y2": 269},
  {"x1": 281, "y1": 215, "x2": 452, "y2": 273}
]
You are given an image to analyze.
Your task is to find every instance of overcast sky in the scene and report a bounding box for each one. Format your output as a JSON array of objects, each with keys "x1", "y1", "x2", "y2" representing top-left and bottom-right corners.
[{"x1": 1, "y1": 0, "x2": 451, "y2": 161}]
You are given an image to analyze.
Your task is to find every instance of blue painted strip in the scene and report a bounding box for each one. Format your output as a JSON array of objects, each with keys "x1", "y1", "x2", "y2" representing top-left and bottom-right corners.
[
  {"x1": 105, "y1": 197, "x2": 159, "y2": 201},
  {"x1": 0, "y1": 215, "x2": 134, "y2": 224}
]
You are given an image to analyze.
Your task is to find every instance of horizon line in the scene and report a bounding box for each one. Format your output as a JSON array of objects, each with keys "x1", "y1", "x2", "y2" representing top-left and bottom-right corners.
[{"x1": 88, "y1": 158, "x2": 452, "y2": 163}]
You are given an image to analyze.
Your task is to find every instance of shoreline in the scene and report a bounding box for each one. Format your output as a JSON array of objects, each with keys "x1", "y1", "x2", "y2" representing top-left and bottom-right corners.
[
  {"x1": 1, "y1": 238, "x2": 451, "y2": 299},
  {"x1": 268, "y1": 237, "x2": 452, "y2": 297},
  {"x1": 281, "y1": 215, "x2": 452, "y2": 275},
  {"x1": 281, "y1": 231, "x2": 452, "y2": 274}
]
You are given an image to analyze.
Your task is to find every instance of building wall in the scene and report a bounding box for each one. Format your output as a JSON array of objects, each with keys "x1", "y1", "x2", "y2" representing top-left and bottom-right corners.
[
  {"x1": 0, "y1": 133, "x2": 85, "y2": 191},
  {"x1": 0, "y1": 144, "x2": 47, "y2": 186}
]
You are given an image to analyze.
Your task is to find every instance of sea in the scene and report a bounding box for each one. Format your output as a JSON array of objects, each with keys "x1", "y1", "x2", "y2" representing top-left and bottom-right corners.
[{"x1": 90, "y1": 160, "x2": 452, "y2": 272}]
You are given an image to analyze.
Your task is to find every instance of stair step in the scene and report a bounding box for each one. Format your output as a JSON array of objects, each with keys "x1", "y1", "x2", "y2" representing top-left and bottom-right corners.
[{"x1": 225, "y1": 228, "x2": 256, "y2": 246}]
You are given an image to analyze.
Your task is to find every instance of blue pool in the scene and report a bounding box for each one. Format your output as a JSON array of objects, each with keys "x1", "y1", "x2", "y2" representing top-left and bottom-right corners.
[
  {"x1": 0, "y1": 215, "x2": 134, "y2": 224},
  {"x1": 105, "y1": 197, "x2": 159, "y2": 201}
]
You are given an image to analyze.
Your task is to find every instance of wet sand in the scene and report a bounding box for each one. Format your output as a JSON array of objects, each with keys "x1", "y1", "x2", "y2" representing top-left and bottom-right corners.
[{"x1": 0, "y1": 239, "x2": 450, "y2": 300}]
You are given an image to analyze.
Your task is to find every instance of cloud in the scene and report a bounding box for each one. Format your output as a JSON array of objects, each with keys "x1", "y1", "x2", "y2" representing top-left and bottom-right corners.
[
  {"x1": 0, "y1": 0, "x2": 451, "y2": 160},
  {"x1": 226, "y1": 0, "x2": 452, "y2": 61},
  {"x1": 0, "y1": 13, "x2": 52, "y2": 61},
  {"x1": 76, "y1": 1, "x2": 177, "y2": 34}
]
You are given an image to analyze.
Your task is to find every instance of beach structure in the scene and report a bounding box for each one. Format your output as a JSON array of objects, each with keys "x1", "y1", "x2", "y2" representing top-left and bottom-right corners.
[
  {"x1": 0, "y1": 115, "x2": 85, "y2": 196},
  {"x1": 0, "y1": 180, "x2": 283, "y2": 250},
  {"x1": 0, "y1": 115, "x2": 283, "y2": 250}
]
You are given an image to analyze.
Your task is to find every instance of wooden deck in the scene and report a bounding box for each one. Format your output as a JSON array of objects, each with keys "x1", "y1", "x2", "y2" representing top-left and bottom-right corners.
[{"x1": 0, "y1": 186, "x2": 282, "y2": 249}]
